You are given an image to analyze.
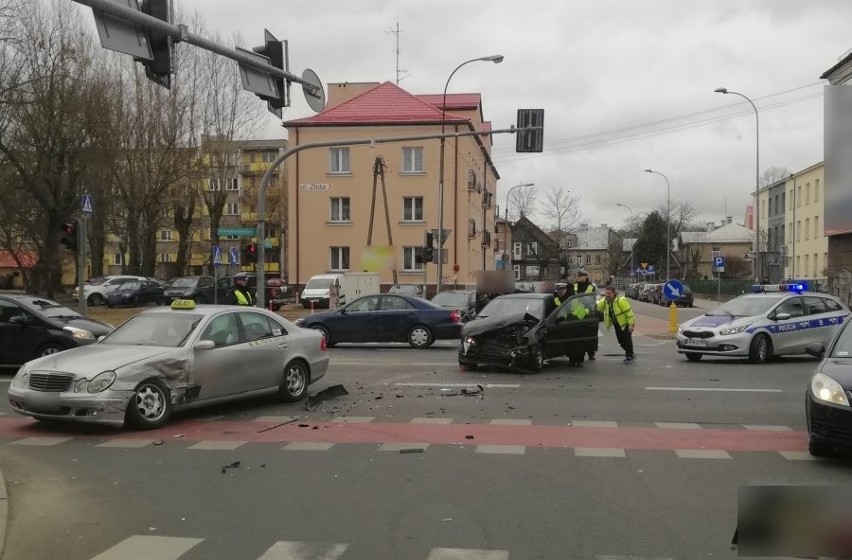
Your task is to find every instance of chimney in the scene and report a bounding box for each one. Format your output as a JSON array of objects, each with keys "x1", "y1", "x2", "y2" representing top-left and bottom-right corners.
[{"x1": 706, "y1": 222, "x2": 714, "y2": 232}]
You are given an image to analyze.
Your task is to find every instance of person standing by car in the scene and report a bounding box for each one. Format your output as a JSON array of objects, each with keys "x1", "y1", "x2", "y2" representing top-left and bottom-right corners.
[
  {"x1": 554, "y1": 283, "x2": 586, "y2": 367},
  {"x1": 597, "y1": 284, "x2": 637, "y2": 364},
  {"x1": 553, "y1": 282, "x2": 575, "y2": 306},
  {"x1": 226, "y1": 272, "x2": 253, "y2": 306},
  {"x1": 574, "y1": 269, "x2": 597, "y2": 360}
]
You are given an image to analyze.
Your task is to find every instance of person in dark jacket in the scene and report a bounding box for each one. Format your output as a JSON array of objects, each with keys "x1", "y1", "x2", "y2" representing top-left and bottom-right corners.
[
  {"x1": 226, "y1": 272, "x2": 253, "y2": 306},
  {"x1": 554, "y1": 283, "x2": 584, "y2": 368},
  {"x1": 574, "y1": 269, "x2": 597, "y2": 360}
]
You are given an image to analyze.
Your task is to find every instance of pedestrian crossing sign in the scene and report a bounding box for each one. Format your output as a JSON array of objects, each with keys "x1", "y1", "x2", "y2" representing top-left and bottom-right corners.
[{"x1": 81, "y1": 194, "x2": 94, "y2": 215}]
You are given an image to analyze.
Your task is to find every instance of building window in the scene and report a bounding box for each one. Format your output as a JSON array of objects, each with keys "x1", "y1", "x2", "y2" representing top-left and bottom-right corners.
[
  {"x1": 513, "y1": 264, "x2": 520, "y2": 281},
  {"x1": 330, "y1": 247, "x2": 350, "y2": 271},
  {"x1": 585, "y1": 255, "x2": 591, "y2": 264},
  {"x1": 805, "y1": 254, "x2": 810, "y2": 277},
  {"x1": 796, "y1": 221, "x2": 801, "y2": 242},
  {"x1": 796, "y1": 255, "x2": 800, "y2": 274},
  {"x1": 329, "y1": 148, "x2": 350, "y2": 174},
  {"x1": 805, "y1": 218, "x2": 810, "y2": 240},
  {"x1": 797, "y1": 185, "x2": 802, "y2": 207},
  {"x1": 262, "y1": 150, "x2": 276, "y2": 163},
  {"x1": 207, "y1": 179, "x2": 220, "y2": 191},
  {"x1": 402, "y1": 197, "x2": 423, "y2": 221},
  {"x1": 402, "y1": 147, "x2": 423, "y2": 173},
  {"x1": 159, "y1": 230, "x2": 172, "y2": 241},
  {"x1": 815, "y1": 179, "x2": 820, "y2": 202},
  {"x1": 113, "y1": 253, "x2": 123, "y2": 265},
  {"x1": 806, "y1": 183, "x2": 811, "y2": 204},
  {"x1": 330, "y1": 197, "x2": 350, "y2": 222},
  {"x1": 761, "y1": 199, "x2": 766, "y2": 218},
  {"x1": 225, "y1": 203, "x2": 239, "y2": 216},
  {"x1": 159, "y1": 253, "x2": 171, "y2": 263},
  {"x1": 595, "y1": 255, "x2": 601, "y2": 265},
  {"x1": 787, "y1": 221, "x2": 792, "y2": 244},
  {"x1": 789, "y1": 189, "x2": 794, "y2": 210},
  {"x1": 226, "y1": 178, "x2": 239, "y2": 191},
  {"x1": 814, "y1": 216, "x2": 819, "y2": 239},
  {"x1": 527, "y1": 242, "x2": 538, "y2": 256},
  {"x1": 814, "y1": 253, "x2": 818, "y2": 277},
  {"x1": 568, "y1": 256, "x2": 574, "y2": 264},
  {"x1": 513, "y1": 242, "x2": 522, "y2": 260},
  {"x1": 403, "y1": 247, "x2": 423, "y2": 271},
  {"x1": 781, "y1": 191, "x2": 785, "y2": 211}
]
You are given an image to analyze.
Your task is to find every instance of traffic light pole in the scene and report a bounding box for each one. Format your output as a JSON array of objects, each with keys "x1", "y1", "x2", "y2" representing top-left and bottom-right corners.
[
  {"x1": 78, "y1": 217, "x2": 87, "y2": 316},
  {"x1": 254, "y1": 126, "x2": 538, "y2": 308}
]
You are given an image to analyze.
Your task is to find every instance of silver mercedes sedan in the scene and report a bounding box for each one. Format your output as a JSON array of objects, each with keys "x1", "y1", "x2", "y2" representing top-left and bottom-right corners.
[{"x1": 7, "y1": 301, "x2": 329, "y2": 429}]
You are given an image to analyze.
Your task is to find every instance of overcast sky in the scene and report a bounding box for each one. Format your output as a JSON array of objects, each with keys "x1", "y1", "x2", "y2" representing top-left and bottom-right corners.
[{"x1": 142, "y1": 1, "x2": 849, "y2": 231}]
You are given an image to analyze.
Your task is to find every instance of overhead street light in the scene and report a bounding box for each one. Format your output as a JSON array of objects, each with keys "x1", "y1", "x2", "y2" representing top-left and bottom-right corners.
[
  {"x1": 436, "y1": 54, "x2": 503, "y2": 294},
  {"x1": 504, "y1": 182, "x2": 535, "y2": 267},
  {"x1": 644, "y1": 169, "x2": 671, "y2": 282},
  {"x1": 715, "y1": 86, "x2": 760, "y2": 282}
]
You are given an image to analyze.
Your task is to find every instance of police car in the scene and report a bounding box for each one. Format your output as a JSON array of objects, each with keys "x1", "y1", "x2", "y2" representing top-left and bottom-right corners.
[{"x1": 676, "y1": 283, "x2": 849, "y2": 364}]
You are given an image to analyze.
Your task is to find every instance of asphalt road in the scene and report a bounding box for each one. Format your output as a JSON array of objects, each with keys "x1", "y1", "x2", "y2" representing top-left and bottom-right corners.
[{"x1": 1, "y1": 301, "x2": 851, "y2": 560}]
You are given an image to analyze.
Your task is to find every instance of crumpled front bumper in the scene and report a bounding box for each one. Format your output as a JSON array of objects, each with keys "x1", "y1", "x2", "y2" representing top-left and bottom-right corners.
[{"x1": 8, "y1": 386, "x2": 133, "y2": 428}]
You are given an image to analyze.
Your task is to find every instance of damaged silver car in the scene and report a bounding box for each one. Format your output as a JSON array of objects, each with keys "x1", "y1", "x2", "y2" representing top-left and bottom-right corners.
[
  {"x1": 7, "y1": 301, "x2": 329, "y2": 429},
  {"x1": 458, "y1": 292, "x2": 599, "y2": 372}
]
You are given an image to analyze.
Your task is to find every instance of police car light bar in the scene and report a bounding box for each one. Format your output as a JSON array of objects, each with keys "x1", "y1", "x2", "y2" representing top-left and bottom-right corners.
[{"x1": 751, "y1": 283, "x2": 807, "y2": 294}]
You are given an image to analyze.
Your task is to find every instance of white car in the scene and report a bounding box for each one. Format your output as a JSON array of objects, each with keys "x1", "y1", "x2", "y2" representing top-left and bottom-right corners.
[
  {"x1": 676, "y1": 284, "x2": 849, "y2": 364},
  {"x1": 73, "y1": 275, "x2": 148, "y2": 306}
]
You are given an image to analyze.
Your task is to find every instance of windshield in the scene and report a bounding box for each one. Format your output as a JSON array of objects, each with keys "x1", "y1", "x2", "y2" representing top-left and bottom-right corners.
[
  {"x1": 21, "y1": 298, "x2": 82, "y2": 318},
  {"x1": 706, "y1": 296, "x2": 779, "y2": 317},
  {"x1": 478, "y1": 297, "x2": 545, "y2": 321},
  {"x1": 431, "y1": 292, "x2": 470, "y2": 307},
  {"x1": 306, "y1": 278, "x2": 334, "y2": 290},
  {"x1": 830, "y1": 322, "x2": 852, "y2": 358},
  {"x1": 101, "y1": 313, "x2": 202, "y2": 347},
  {"x1": 170, "y1": 277, "x2": 199, "y2": 288},
  {"x1": 119, "y1": 281, "x2": 141, "y2": 291}
]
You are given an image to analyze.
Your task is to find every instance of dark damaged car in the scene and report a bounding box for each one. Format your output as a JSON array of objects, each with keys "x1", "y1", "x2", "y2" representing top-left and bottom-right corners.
[
  {"x1": 458, "y1": 292, "x2": 599, "y2": 372},
  {"x1": 7, "y1": 301, "x2": 328, "y2": 429}
]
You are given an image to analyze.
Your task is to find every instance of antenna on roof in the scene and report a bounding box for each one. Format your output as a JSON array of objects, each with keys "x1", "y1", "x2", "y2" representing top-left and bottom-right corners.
[{"x1": 386, "y1": 20, "x2": 409, "y2": 85}]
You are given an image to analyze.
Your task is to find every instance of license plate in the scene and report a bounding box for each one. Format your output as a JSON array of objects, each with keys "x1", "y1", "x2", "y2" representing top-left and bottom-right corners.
[{"x1": 685, "y1": 338, "x2": 707, "y2": 348}]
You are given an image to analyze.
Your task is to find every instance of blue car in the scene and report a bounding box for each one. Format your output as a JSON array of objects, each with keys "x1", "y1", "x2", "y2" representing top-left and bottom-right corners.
[{"x1": 294, "y1": 293, "x2": 463, "y2": 349}]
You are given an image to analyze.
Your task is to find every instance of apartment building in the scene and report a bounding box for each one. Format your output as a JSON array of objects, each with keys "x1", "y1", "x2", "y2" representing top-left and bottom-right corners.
[
  {"x1": 565, "y1": 224, "x2": 619, "y2": 284},
  {"x1": 783, "y1": 162, "x2": 827, "y2": 281},
  {"x1": 282, "y1": 81, "x2": 499, "y2": 292}
]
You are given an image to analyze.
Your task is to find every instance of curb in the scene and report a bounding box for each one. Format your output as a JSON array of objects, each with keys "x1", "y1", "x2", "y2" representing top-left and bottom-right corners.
[{"x1": 0, "y1": 467, "x2": 7, "y2": 558}]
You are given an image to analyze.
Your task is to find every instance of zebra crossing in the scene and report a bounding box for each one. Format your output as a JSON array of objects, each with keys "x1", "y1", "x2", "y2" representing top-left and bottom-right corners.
[{"x1": 85, "y1": 535, "x2": 685, "y2": 560}]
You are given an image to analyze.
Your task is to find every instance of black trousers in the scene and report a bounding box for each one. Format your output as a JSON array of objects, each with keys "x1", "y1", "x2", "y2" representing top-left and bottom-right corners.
[{"x1": 612, "y1": 323, "x2": 635, "y2": 358}]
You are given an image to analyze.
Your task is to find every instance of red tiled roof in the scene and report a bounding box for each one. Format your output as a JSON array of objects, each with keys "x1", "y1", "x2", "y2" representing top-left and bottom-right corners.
[
  {"x1": 416, "y1": 93, "x2": 482, "y2": 110},
  {"x1": 0, "y1": 251, "x2": 36, "y2": 268},
  {"x1": 284, "y1": 82, "x2": 471, "y2": 127}
]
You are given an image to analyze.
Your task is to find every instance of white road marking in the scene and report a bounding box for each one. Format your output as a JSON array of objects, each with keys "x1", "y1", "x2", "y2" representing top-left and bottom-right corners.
[
  {"x1": 475, "y1": 445, "x2": 526, "y2": 455},
  {"x1": 395, "y1": 382, "x2": 521, "y2": 389},
  {"x1": 571, "y1": 420, "x2": 618, "y2": 428},
  {"x1": 489, "y1": 419, "x2": 532, "y2": 426},
  {"x1": 91, "y1": 536, "x2": 203, "y2": 560},
  {"x1": 575, "y1": 448, "x2": 626, "y2": 458},
  {"x1": 654, "y1": 422, "x2": 702, "y2": 430},
  {"x1": 187, "y1": 441, "x2": 246, "y2": 451},
  {"x1": 427, "y1": 548, "x2": 510, "y2": 560},
  {"x1": 743, "y1": 424, "x2": 793, "y2": 431},
  {"x1": 411, "y1": 417, "x2": 453, "y2": 424},
  {"x1": 10, "y1": 436, "x2": 70, "y2": 446},
  {"x1": 779, "y1": 451, "x2": 818, "y2": 461},
  {"x1": 377, "y1": 442, "x2": 430, "y2": 452},
  {"x1": 283, "y1": 442, "x2": 335, "y2": 451},
  {"x1": 96, "y1": 439, "x2": 153, "y2": 449},
  {"x1": 645, "y1": 386, "x2": 783, "y2": 393},
  {"x1": 674, "y1": 449, "x2": 732, "y2": 459},
  {"x1": 256, "y1": 541, "x2": 348, "y2": 560},
  {"x1": 330, "y1": 416, "x2": 375, "y2": 423}
]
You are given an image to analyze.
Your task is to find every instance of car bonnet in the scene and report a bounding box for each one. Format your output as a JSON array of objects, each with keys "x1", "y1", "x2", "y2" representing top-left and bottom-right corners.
[
  {"x1": 24, "y1": 344, "x2": 180, "y2": 376},
  {"x1": 462, "y1": 311, "x2": 537, "y2": 337}
]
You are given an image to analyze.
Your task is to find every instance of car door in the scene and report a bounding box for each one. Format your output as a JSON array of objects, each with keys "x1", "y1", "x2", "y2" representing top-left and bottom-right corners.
[
  {"x1": 378, "y1": 295, "x2": 419, "y2": 342},
  {"x1": 332, "y1": 295, "x2": 380, "y2": 342},
  {"x1": 0, "y1": 299, "x2": 50, "y2": 365},
  {"x1": 197, "y1": 276, "x2": 215, "y2": 302},
  {"x1": 769, "y1": 296, "x2": 807, "y2": 354},
  {"x1": 544, "y1": 294, "x2": 599, "y2": 358},
  {"x1": 237, "y1": 311, "x2": 286, "y2": 390},
  {"x1": 193, "y1": 312, "x2": 247, "y2": 400},
  {"x1": 801, "y1": 296, "x2": 837, "y2": 347}
]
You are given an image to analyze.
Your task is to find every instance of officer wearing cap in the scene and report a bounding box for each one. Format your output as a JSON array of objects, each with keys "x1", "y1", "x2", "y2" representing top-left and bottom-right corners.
[
  {"x1": 226, "y1": 272, "x2": 253, "y2": 306},
  {"x1": 574, "y1": 269, "x2": 597, "y2": 360}
]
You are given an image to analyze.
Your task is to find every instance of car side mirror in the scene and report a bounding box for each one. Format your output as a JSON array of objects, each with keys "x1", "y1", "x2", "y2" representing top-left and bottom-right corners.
[
  {"x1": 774, "y1": 312, "x2": 791, "y2": 321},
  {"x1": 194, "y1": 340, "x2": 216, "y2": 351},
  {"x1": 9, "y1": 315, "x2": 28, "y2": 325},
  {"x1": 338, "y1": 308, "x2": 347, "y2": 315},
  {"x1": 805, "y1": 343, "x2": 825, "y2": 360}
]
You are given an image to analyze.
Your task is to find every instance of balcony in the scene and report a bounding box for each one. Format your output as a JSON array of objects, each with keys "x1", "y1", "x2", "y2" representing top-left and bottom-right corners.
[{"x1": 240, "y1": 163, "x2": 279, "y2": 175}]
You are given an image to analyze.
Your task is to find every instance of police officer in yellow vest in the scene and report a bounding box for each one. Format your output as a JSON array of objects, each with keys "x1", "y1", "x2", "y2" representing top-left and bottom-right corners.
[
  {"x1": 596, "y1": 284, "x2": 636, "y2": 364},
  {"x1": 226, "y1": 272, "x2": 254, "y2": 306},
  {"x1": 574, "y1": 269, "x2": 597, "y2": 360}
]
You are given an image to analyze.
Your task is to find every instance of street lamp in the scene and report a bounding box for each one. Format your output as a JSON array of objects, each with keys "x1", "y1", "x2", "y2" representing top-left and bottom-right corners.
[
  {"x1": 715, "y1": 87, "x2": 760, "y2": 282},
  {"x1": 616, "y1": 202, "x2": 635, "y2": 281},
  {"x1": 436, "y1": 54, "x2": 504, "y2": 294},
  {"x1": 644, "y1": 169, "x2": 671, "y2": 282},
  {"x1": 504, "y1": 182, "x2": 535, "y2": 268}
]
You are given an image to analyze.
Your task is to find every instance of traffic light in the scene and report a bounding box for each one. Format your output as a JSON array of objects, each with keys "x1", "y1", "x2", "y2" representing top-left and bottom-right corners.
[
  {"x1": 138, "y1": 0, "x2": 172, "y2": 89},
  {"x1": 422, "y1": 245, "x2": 434, "y2": 263},
  {"x1": 251, "y1": 29, "x2": 286, "y2": 117},
  {"x1": 60, "y1": 221, "x2": 78, "y2": 251},
  {"x1": 516, "y1": 109, "x2": 544, "y2": 153},
  {"x1": 242, "y1": 244, "x2": 258, "y2": 264},
  {"x1": 422, "y1": 231, "x2": 435, "y2": 263}
]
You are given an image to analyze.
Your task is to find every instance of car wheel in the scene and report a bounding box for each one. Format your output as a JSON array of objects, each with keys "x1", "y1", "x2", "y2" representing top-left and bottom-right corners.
[
  {"x1": 278, "y1": 359, "x2": 309, "y2": 402},
  {"x1": 87, "y1": 293, "x2": 104, "y2": 306},
  {"x1": 313, "y1": 325, "x2": 335, "y2": 348},
  {"x1": 459, "y1": 361, "x2": 478, "y2": 371},
  {"x1": 407, "y1": 325, "x2": 433, "y2": 349},
  {"x1": 125, "y1": 379, "x2": 171, "y2": 430},
  {"x1": 748, "y1": 334, "x2": 772, "y2": 364},
  {"x1": 808, "y1": 437, "x2": 831, "y2": 458},
  {"x1": 37, "y1": 343, "x2": 64, "y2": 357},
  {"x1": 685, "y1": 352, "x2": 702, "y2": 362}
]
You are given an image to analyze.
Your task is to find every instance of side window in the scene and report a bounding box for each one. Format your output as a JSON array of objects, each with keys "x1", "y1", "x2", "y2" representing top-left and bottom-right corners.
[
  {"x1": 265, "y1": 316, "x2": 289, "y2": 337},
  {"x1": 803, "y1": 296, "x2": 829, "y2": 315},
  {"x1": 348, "y1": 296, "x2": 379, "y2": 312},
  {"x1": 199, "y1": 277, "x2": 213, "y2": 289},
  {"x1": 381, "y1": 296, "x2": 414, "y2": 311},
  {"x1": 0, "y1": 300, "x2": 25, "y2": 323},
  {"x1": 239, "y1": 312, "x2": 275, "y2": 342},
  {"x1": 775, "y1": 298, "x2": 804, "y2": 318},
  {"x1": 200, "y1": 313, "x2": 240, "y2": 347},
  {"x1": 822, "y1": 298, "x2": 843, "y2": 312}
]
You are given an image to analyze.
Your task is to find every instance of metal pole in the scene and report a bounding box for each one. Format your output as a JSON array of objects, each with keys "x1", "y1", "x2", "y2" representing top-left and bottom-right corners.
[
  {"x1": 78, "y1": 217, "x2": 87, "y2": 316},
  {"x1": 255, "y1": 126, "x2": 531, "y2": 308},
  {"x1": 644, "y1": 170, "x2": 671, "y2": 281}
]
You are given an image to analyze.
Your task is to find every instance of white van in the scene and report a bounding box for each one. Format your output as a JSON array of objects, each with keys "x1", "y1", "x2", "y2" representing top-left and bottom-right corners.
[{"x1": 300, "y1": 273, "x2": 345, "y2": 309}]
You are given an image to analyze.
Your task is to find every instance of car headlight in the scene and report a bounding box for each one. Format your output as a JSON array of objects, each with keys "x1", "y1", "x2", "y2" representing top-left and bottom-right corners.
[
  {"x1": 62, "y1": 326, "x2": 95, "y2": 341},
  {"x1": 87, "y1": 371, "x2": 116, "y2": 394},
  {"x1": 720, "y1": 324, "x2": 751, "y2": 335},
  {"x1": 11, "y1": 369, "x2": 28, "y2": 389},
  {"x1": 810, "y1": 372, "x2": 850, "y2": 407}
]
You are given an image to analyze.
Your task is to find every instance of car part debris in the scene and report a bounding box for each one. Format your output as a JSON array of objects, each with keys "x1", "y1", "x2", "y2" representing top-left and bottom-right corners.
[
  {"x1": 257, "y1": 418, "x2": 297, "y2": 433},
  {"x1": 305, "y1": 384, "x2": 349, "y2": 411},
  {"x1": 221, "y1": 460, "x2": 241, "y2": 474}
]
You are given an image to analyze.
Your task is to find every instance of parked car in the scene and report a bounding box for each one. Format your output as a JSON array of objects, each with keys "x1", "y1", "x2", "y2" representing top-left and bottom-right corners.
[
  {"x1": 660, "y1": 282, "x2": 695, "y2": 307},
  {"x1": 163, "y1": 275, "x2": 217, "y2": 305},
  {"x1": 0, "y1": 294, "x2": 114, "y2": 366},
  {"x1": 73, "y1": 275, "x2": 148, "y2": 306},
  {"x1": 7, "y1": 301, "x2": 328, "y2": 429},
  {"x1": 299, "y1": 273, "x2": 345, "y2": 309},
  {"x1": 294, "y1": 293, "x2": 463, "y2": 349},
  {"x1": 106, "y1": 280, "x2": 165, "y2": 308},
  {"x1": 639, "y1": 283, "x2": 656, "y2": 302},
  {"x1": 804, "y1": 319, "x2": 852, "y2": 457},
  {"x1": 430, "y1": 289, "x2": 478, "y2": 321},
  {"x1": 648, "y1": 283, "x2": 664, "y2": 305},
  {"x1": 388, "y1": 283, "x2": 424, "y2": 297},
  {"x1": 676, "y1": 284, "x2": 849, "y2": 363},
  {"x1": 458, "y1": 292, "x2": 599, "y2": 372}
]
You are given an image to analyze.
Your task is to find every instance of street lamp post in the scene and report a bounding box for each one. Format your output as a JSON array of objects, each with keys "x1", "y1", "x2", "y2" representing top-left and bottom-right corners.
[
  {"x1": 616, "y1": 202, "x2": 635, "y2": 282},
  {"x1": 644, "y1": 169, "x2": 671, "y2": 282},
  {"x1": 503, "y1": 182, "x2": 535, "y2": 269},
  {"x1": 715, "y1": 87, "x2": 760, "y2": 282},
  {"x1": 436, "y1": 54, "x2": 503, "y2": 294}
]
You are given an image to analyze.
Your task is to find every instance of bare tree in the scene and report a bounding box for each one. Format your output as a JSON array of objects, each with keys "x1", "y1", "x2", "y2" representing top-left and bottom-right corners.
[
  {"x1": 759, "y1": 165, "x2": 791, "y2": 188},
  {"x1": 507, "y1": 184, "x2": 536, "y2": 222},
  {"x1": 539, "y1": 185, "x2": 581, "y2": 248}
]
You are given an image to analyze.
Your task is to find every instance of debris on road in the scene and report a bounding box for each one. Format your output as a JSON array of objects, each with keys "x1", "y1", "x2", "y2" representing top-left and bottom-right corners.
[
  {"x1": 257, "y1": 418, "x2": 297, "y2": 433},
  {"x1": 305, "y1": 384, "x2": 349, "y2": 411},
  {"x1": 152, "y1": 440, "x2": 164, "y2": 446},
  {"x1": 440, "y1": 385, "x2": 485, "y2": 397},
  {"x1": 221, "y1": 460, "x2": 241, "y2": 474}
]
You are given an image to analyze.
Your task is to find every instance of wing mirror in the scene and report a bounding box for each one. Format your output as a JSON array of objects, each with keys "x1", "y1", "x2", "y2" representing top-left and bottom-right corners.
[
  {"x1": 9, "y1": 315, "x2": 29, "y2": 325},
  {"x1": 194, "y1": 340, "x2": 216, "y2": 351},
  {"x1": 805, "y1": 343, "x2": 825, "y2": 360},
  {"x1": 773, "y1": 312, "x2": 791, "y2": 321}
]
